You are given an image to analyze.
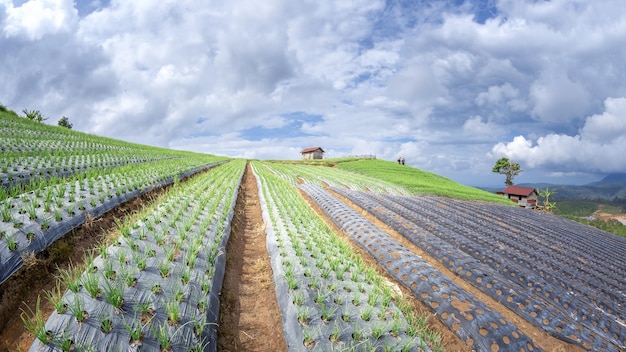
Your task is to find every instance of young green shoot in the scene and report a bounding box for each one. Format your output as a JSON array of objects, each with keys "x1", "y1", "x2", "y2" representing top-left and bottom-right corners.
[
  {"x1": 101, "y1": 276, "x2": 125, "y2": 309},
  {"x1": 81, "y1": 270, "x2": 101, "y2": 299},
  {"x1": 20, "y1": 297, "x2": 52, "y2": 344},
  {"x1": 66, "y1": 293, "x2": 88, "y2": 322}
]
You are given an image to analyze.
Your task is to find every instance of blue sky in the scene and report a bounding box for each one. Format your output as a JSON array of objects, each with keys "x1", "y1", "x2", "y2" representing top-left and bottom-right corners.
[{"x1": 1, "y1": 0, "x2": 625, "y2": 187}]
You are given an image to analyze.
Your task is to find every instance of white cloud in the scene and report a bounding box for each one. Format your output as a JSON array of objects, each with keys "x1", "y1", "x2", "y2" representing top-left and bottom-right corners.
[
  {"x1": 491, "y1": 97, "x2": 626, "y2": 173},
  {"x1": 3, "y1": 0, "x2": 77, "y2": 40},
  {"x1": 476, "y1": 83, "x2": 526, "y2": 112},
  {"x1": 462, "y1": 115, "x2": 504, "y2": 140},
  {"x1": 2, "y1": 0, "x2": 626, "y2": 186},
  {"x1": 580, "y1": 97, "x2": 626, "y2": 143},
  {"x1": 529, "y1": 68, "x2": 591, "y2": 122}
]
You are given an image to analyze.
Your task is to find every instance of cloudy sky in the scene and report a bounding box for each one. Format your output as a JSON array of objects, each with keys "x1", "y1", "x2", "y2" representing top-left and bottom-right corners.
[{"x1": 1, "y1": 0, "x2": 625, "y2": 187}]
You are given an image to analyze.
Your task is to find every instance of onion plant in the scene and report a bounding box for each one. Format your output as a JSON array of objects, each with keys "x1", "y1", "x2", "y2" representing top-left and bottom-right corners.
[
  {"x1": 25, "y1": 159, "x2": 244, "y2": 351},
  {"x1": 20, "y1": 297, "x2": 52, "y2": 344}
]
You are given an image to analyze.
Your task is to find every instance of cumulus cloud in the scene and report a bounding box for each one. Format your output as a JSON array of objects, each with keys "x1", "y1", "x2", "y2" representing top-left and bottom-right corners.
[
  {"x1": 462, "y1": 115, "x2": 505, "y2": 140},
  {"x1": 2, "y1": 0, "x2": 626, "y2": 185},
  {"x1": 580, "y1": 97, "x2": 626, "y2": 143},
  {"x1": 3, "y1": 0, "x2": 77, "y2": 40},
  {"x1": 475, "y1": 83, "x2": 527, "y2": 112},
  {"x1": 491, "y1": 97, "x2": 626, "y2": 173},
  {"x1": 529, "y1": 68, "x2": 591, "y2": 123}
]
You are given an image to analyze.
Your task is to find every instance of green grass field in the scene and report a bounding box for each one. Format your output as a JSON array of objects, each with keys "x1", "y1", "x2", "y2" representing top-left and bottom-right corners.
[{"x1": 335, "y1": 159, "x2": 512, "y2": 204}]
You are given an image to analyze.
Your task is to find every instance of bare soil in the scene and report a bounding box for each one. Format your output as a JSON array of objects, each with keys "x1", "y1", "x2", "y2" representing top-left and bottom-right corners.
[
  {"x1": 592, "y1": 205, "x2": 626, "y2": 225},
  {"x1": 0, "y1": 188, "x2": 166, "y2": 352},
  {"x1": 218, "y1": 162, "x2": 287, "y2": 352}
]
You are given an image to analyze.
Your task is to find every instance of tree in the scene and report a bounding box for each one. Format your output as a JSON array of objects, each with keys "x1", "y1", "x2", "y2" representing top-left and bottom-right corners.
[
  {"x1": 58, "y1": 116, "x2": 73, "y2": 129},
  {"x1": 22, "y1": 109, "x2": 48, "y2": 123},
  {"x1": 492, "y1": 157, "x2": 522, "y2": 186},
  {"x1": 539, "y1": 187, "x2": 557, "y2": 212}
]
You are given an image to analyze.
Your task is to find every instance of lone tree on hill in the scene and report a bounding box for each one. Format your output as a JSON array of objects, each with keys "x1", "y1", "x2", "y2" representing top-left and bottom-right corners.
[
  {"x1": 58, "y1": 116, "x2": 73, "y2": 129},
  {"x1": 492, "y1": 157, "x2": 522, "y2": 185}
]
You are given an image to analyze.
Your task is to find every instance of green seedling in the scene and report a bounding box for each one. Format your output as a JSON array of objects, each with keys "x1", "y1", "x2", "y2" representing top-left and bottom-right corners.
[
  {"x1": 57, "y1": 262, "x2": 82, "y2": 293},
  {"x1": 294, "y1": 305, "x2": 309, "y2": 325},
  {"x1": 361, "y1": 306, "x2": 373, "y2": 321},
  {"x1": 123, "y1": 316, "x2": 144, "y2": 344},
  {"x1": 330, "y1": 321, "x2": 342, "y2": 343},
  {"x1": 101, "y1": 276, "x2": 125, "y2": 309},
  {"x1": 20, "y1": 297, "x2": 52, "y2": 344},
  {"x1": 100, "y1": 318, "x2": 113, "y2": 333},
  {"x1": 320, "y1": 303, "x2": 336, "y2": 323},
  {"x1": 165, "y1": 298, "x2": 181, "y2": 325},
  {"x1": 371, "y1": 323, "x2": 386, "y2": 340},
  {"x1": 82, "y1": 270, "x2": 100, "y2": 298},
  {"x1": 5, "y1": 233, "x2": 18, "y2": 251},
  {"x1": 66, "y1": 293, "x2": 87, "y2": 322}
]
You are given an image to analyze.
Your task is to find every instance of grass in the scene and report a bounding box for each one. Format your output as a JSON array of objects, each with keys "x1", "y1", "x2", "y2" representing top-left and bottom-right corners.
[{"x1": 336, "y1": 159, "x2": 513, "y2": 204}]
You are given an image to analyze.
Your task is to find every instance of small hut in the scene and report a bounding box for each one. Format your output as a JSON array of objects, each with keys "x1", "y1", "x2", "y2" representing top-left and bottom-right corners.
[
  {"x1": 301, "y1": 147, "x2": 325, "y2": 160},
  {"x1": 501, "y1": 185, "x2": 539, "y2": 208}
]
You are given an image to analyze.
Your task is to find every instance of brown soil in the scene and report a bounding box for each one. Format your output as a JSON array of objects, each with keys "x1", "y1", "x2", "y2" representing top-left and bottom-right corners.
[
  {"x1": 327, "y1": 190, "x2": 582, "y2": 352},
  {"x1": 218, "y1": 162, "x2": 287, "y2": 352},
  {"x1": 0, "y1": 187, "x2": 166, "y2": 352}
]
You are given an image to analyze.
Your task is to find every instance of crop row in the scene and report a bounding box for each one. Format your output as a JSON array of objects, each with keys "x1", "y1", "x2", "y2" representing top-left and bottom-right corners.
[
  {"x1": 301, "y1": 185, "x2": 538, "y2": 352},
  {"x1": 0, "y1": 157, "x2": 227, "y2": 285},
  {"x1": 252, "y1": 162, "x2": 438, "y2": 351},
  {"x1": 263, "y1": 162, "x2": 409, "y2": 195},
  {"x1": 0, "y1": 152, "x2": 179, "y2": 191},
  {"x1": 1, "y1": 112, "x2": 212, "y2": 192},
  {"x1": 332, "y1": 188, "x2": 626, "y2": 351},
  {"x1": 0, "y1": 113, "x2": 159, "y2": 154},
  {"x1": 25, "y1": 160, "x2": 245, "y2": 352}
]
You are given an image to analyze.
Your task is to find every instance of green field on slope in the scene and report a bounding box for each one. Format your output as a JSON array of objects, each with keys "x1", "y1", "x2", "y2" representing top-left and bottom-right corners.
[{"x1": 336, "y1": 159, "x2": 512, "y2": 204}]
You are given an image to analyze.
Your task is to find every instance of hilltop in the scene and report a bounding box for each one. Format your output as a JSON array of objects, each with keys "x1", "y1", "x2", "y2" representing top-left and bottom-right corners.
[{"x1": 279, "y1": 158, "x2": 512, "y2": 204}]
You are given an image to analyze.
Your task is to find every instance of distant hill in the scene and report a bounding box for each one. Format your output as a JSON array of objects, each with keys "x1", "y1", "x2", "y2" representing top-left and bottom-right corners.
[
  {"x1": 590, "y1": 173, "x2": 626, "y2": 185},
  {"x1": 334, "y1": 159, "x2": 513, "y2": 204},
  {"x1": 517, "y1": 173, "x2": 626, "y2": 200}
]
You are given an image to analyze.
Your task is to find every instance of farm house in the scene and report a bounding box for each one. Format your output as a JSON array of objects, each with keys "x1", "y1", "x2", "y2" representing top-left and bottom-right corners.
[
  {"x1": 300, "y1": 146, "x2": 325, "y2": 160},
  {"x1": 501, "y1": 185, "x2": 539, "y2": 208}
]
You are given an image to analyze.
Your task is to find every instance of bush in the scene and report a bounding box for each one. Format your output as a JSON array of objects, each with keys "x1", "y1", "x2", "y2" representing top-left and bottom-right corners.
[{"x1": 58, "y1": 116, "x2": 73, "y2": 129}]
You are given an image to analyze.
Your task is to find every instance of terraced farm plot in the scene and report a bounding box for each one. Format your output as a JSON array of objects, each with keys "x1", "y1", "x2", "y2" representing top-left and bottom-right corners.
[
  {"x1": 325, "y1": 187, "x2": 625, "y2": 351},
  {"x1": 4, "y1": 111, "x2": 624, "y2": 351}
]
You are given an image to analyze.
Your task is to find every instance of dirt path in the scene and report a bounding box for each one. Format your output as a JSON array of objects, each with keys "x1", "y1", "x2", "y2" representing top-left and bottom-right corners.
[{"x1": 218, "y1": 162, "x2": 286, "y2": 352}]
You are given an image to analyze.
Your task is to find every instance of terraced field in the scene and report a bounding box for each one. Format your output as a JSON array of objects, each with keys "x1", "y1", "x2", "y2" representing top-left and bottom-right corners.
[{"x1": 2, "y1": 111, "x2": 625, "y2": 351}]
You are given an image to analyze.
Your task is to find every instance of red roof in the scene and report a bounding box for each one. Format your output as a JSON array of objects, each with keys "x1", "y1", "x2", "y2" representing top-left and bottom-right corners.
[
  {"x1": 502, "y1": 185, "x2": 536, "y2": 197},
  {"x1": 300, "y1": 147, "x2": 324, "y2": 154}
]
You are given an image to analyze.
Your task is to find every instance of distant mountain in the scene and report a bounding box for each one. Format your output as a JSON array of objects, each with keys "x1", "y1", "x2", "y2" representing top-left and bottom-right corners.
[
  {"x1": 589, "y1": 173, "x2": 626, "y2": 185},
  {"x1": 516, "y1": 174, "x2": 626, "y2": 200}
]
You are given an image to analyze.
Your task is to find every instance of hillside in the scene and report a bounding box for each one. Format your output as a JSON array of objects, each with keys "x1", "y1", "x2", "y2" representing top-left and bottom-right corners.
[
  {"x1": 3, "y1": 112, "x2": 623, "y2": 352},
  {"x1": 335, "y1": 159, "x2": 512, "y2": 204},
  {"x1": 518, "y1": 173, "x2": 626, "y2": 201}
]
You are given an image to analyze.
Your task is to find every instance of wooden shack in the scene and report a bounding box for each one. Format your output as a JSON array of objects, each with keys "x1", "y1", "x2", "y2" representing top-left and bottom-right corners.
[
  {"x1": 502, "y1": 185, "x2": 539, "y2": 208},
  {"x1": 301, "y1": 147, "x2": 325, "y2": 160}
]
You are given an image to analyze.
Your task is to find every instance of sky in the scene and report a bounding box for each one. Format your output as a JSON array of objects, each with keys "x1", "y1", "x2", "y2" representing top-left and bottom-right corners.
[{"x1": 1, "y1": 0, "x2": 626, "y2": 187}]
